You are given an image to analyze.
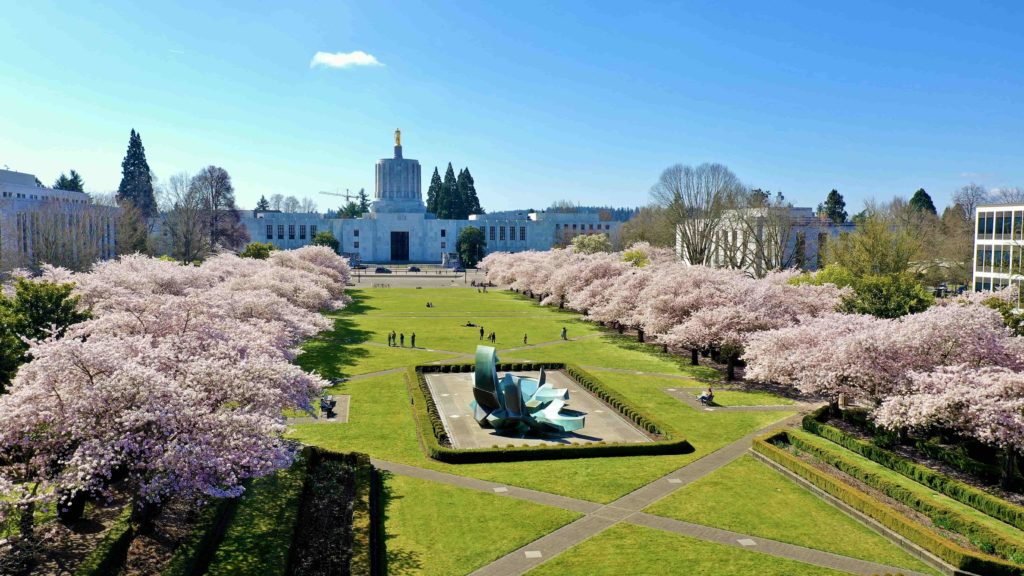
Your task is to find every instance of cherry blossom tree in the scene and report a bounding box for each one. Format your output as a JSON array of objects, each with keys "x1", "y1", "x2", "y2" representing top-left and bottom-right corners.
[
  {"x1": 874, "y1": 365, "x2": 1024, "y2": 488},
  {"x1": 0, "y1": 247, "x2": 349, "y2": 539}
]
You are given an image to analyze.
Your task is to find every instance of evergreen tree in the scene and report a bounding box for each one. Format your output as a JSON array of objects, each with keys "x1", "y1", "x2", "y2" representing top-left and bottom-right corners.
[
  {"x1": 53, "y1": 169, "x2": 85, "y2": 192},
  {"x1": 459, "y1": 167, "x2": 483, "y2": 216},
  {"x1": 255, "y1": 195, "x2": 271, "y2": 211},
  {"x1": 116, "y1": 129, "x2": 158, "y2": 218},
  {"x1": 426, "y1": 167, "x2": 442, "y2": 214},
  {"x1": 817, "y1": 189, "x2": 848, "y2": 223},
  {"x1": 340, "y1": 201, "x2": 360, "y2": 218},
  {"x1": 909, "y1": 188, "x2": 937, "y2": 214},
  {"x1": 456, "y1": 226, "x2": 486, "y2": 268},
  {"x1": 357, "y1": 188, "x2": 371, "y2": 214},
  {"x1": 438, "y1": 163, "x2": 459, "y2": 219}
]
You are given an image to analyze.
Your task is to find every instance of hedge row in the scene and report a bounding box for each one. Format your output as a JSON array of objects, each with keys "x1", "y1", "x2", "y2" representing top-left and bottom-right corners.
[
  {"x1": 406, "y1": 365, "x2": 693, "y2": 464},
  {"x1": 786, "y1": 429, "x2": 1024, "y2": 567},
  {"x1": 803, "y1": 409, "x2": 1024, "y2": 532},
  {"x1": 754, "y1": 431, "x2": 1024, "y2": 576},
  {"x1": 564, "y1": 364, "x2": 666, "y2": 436},
  {"x1": 161, "y1": 497, "x2": 239, "y2": 576},
  {"x1": 74, "y1": 507, "x2": 134, "y2": 576},
  {"x1": 914, "y1": 439, "x2": 1003, "y2": 485}
]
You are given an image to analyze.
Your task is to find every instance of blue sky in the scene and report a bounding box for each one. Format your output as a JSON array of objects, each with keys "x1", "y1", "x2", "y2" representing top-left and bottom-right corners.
[{"x1": 1, "y1": 1, "x2": 1022, "y2": 213}]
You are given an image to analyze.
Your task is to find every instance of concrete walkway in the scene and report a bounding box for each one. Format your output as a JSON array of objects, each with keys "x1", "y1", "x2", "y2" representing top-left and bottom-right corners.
[
  {"x1": 661, "y1": 387, "x2": 815, "y2": 413},
  {"x1": 375, "y1": 413, "x2": 932, "y2": 576}
]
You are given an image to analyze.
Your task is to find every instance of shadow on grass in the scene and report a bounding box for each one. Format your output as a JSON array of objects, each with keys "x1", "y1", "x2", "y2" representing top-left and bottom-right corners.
[
  {"x1": 379, "y1": 471, "x2": 422, "y2": 576},
  {"x1": 598, "y1": 332, "x2": 722, "y2": 380},
  {"x1": 297, "y1": 292, "x2": 377, "y2": 381}
]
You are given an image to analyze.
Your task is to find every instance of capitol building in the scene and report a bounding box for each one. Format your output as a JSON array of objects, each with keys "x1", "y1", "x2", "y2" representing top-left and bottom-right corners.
[{"x1": 241, "y1": 133, "x2": 620, "y2": 264}]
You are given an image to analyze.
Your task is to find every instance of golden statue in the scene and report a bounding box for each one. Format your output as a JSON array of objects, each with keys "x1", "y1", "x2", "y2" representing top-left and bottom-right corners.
[{"x1": 395, "y1": 128, "x2": 401, "y2": 147}]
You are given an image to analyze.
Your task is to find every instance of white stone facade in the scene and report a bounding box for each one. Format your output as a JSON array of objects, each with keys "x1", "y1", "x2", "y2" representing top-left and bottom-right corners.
[
  {"x1": 0, "y1": 169, "x2": 117, "y2": 271},
  {"x1": 240, "y1": 140, "x2": 621, "y2": 263}
]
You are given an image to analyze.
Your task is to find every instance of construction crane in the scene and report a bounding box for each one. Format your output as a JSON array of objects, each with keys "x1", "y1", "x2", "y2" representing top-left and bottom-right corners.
[{"x1": 319, "y1": 188, "x2": 356, "y2": 202}]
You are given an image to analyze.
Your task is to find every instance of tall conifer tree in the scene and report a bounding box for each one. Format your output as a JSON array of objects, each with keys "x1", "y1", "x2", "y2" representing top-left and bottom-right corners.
[
  {"x1": 255, "y1": 195, "x2": 270, "y2": 211},
  {"x1": 461, "y1": 167, "x2": 482, "y2": 215},
  {"x1": 439, "y1": 163, "x2": 459, "y2": 219},
  {"x1": 426, "y1": 167, "x2": 442, "y2": 214},
  {"x1": 116, "y1": 129, "x2": 158, "y2": 218},
  {"x1": 817, "y1": 189, "x2": 848, "y2": 223}
]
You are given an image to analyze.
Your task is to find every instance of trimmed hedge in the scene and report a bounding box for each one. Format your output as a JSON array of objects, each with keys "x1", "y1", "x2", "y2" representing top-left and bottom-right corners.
[
  {"x1": 786, "y1": 429, "x2": 1024, "y2": 568},
  {"x1": 407, "y1": 364, "x2": 693, "y2": 463},
  {"x1": 162, "y1": 497, "x2": 239, "y2": 576},
  {"x1": 74, "y1": 506, "x2": 134, "y2": 576},
  {"x1": 803, "y1": 409, "x2": 1024, "y2": 532},
  {"x1": 754, "y1": 431, "x2": 1024, "y2": 576}
]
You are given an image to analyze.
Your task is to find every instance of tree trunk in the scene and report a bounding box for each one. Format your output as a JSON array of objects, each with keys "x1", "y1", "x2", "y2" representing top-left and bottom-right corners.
[
  {"x1": 690, "y1": 349, "x2": 699, "y2": 365},
  {"x1": 637, "y1": 328, "x2": 644, "y2": 343},
  {"x1": 558, "y1": 298, "x2": 564, "y2": 309},
  {"x1": 726, "y1": 356, "x2": 736, "y2": 381},
  {"x1": 131, "y1": 498, "x2": 161, "y2": 535},
  {"x1": 1002, "y1": 450, "x2": 1019, "y2": 491},
  {"x1": 57, "y1": 490, "x2": 87, "y2": 523},
  {"x1": 616, "y1": 323, "x2": 624, "y2": 334},
  {"x1": 662, "y1": 344, "x2": 668, "y2": 354},
  {"x1": 828, "y1": 397, "x2": 841, "y2": 418},
  {"x1": 18, "y1": 501, "x2": 35, "y2": 542}
]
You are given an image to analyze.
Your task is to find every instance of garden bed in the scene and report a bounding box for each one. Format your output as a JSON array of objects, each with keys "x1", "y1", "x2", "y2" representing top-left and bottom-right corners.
[
  {"x1": 406, "y1": 363, "x2": 693, "y2": 463},
  {"x1": 754, "y1": 429, "x2": 1024, "y2": 576}
]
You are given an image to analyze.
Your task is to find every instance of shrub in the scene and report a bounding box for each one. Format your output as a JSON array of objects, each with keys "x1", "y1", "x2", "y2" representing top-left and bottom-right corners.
[
  {"x1": 803, "y1": 414, "x2": 1024, "y2": 532},
  {"x1": 753, "y1": 432, "x2": 1023, "y2": 576},
  {"x1": 406, "y1": 365, "x2": 691, "y2": 463},
  {"x1": 787, "y1": 430, "x2": 1024, "y2": 566}
]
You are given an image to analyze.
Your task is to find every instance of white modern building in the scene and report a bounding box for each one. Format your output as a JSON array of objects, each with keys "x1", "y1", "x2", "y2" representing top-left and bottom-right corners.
[
  {"x1": 676, "y1": 206, "x2": 855, "y2": 274},
  {"x1": 972, "y1": 203, "x2": 1024, "y2": 292},
  {"x1": 240, "y1": 134, "x2": 621, "y2": 264},
  {"x1": 0, "y1": 169, "x2": 117, "y2": 271}
]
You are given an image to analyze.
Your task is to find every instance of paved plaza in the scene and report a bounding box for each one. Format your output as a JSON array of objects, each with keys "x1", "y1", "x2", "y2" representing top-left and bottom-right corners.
[{"x1": 424, "y1": 370, "x2": 653, "y2": 449}]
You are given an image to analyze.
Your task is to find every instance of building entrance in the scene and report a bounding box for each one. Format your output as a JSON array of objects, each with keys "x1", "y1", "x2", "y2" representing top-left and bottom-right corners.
[{"x1": 390, "y1": 231, "x2": 409, "y2": 261}]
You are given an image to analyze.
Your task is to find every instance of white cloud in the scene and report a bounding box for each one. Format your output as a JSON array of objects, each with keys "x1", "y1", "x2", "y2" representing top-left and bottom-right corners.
[{"x1": 310, "y1": 50, "x2": 383, "y2": 69}]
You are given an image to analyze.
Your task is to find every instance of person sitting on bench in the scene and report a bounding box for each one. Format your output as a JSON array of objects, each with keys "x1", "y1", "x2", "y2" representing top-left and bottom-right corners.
[
  {"x1": 698, "y1": 387, "x2": 714, "y2": 406},
  {"x1": 320, "y1": 396, "x2": 337, "y2": 418}
]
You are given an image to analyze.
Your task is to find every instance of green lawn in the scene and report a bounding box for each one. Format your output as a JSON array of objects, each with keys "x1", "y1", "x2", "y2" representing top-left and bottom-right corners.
[
  {"x1": 290, "y1": 288, "x2": 792, "y2": 504},
  {"x1": 288, "y1": 371, "x2": 791, "y2": 504},
  {"x1": 206, "y1": 462, "x2": 306, "y2": 576},
  {"x1": 525, "y1": 524, "x2": 856, "y2": 576},
  {"x1": 384, "y1": 474, "x2": 580, "y2": 575},
  {"x1": 511, "y1": 334, "x2": 721, "y2": 379},
  {"x1": 707, "y1": 390, "x2": 795, "y2": 406},
  {"x1": 645, "y1": 455, "x2": 939, "y2": 575},
  {"x1": 792, "y1": 429, "x2": 1024, "y2": 547}
]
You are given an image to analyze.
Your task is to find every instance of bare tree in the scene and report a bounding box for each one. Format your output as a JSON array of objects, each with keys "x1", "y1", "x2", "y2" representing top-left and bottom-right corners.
[
  {"x1": 163, "y1": 172, "x2": 209, "y2": 262},
  {"x1": 299, "y1": 197, "x2": 318, "y2": 213},
  {"x1": 269, "y1": 193, "x2": 284, "y2": 211},
  {"x1": 952, "y1": 183, "x2": 990, "y2": 222},
  {"x1": 190, "y1": 166, "x2": 249, "y2": 252},
  {"x1": 618, "y1": 205, "x2": 675, "y2": 248},
  {"x1": 651, "y1": 163, "x2": 744, "y2": 265},
  {"x1": 24, "y1": 201, "x2": 112, "y2": 271},
  {"x1": 282, "y1": 195, "x2": 300, "y2": 213},
  {"x1": 992, "y1": 187, "x2": 1024, "y2": 204}
]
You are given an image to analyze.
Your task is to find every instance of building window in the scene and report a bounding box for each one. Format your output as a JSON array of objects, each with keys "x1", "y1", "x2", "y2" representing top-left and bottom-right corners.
[
  {"x1": 520, "y1": 226, "x2": 526, "y2": 241},
  {"x1": 311, "y1": 225, "x2": 317, "y2": 237},
  {"x1": 605, "y1": 224, "x2": 610, "y2": 230},
  {"x1": 354, "y1": 229, "x2": 359, "y2": 237},
  {"x1": 589, "y1": 224, "x2": 594, "y2": 230},
  {"x1": 499, "y1": 226, "x2": 506, "y2": 241},
  {"x1": 278, "y1": 225, "x2": 285, "y2": 240},
  {"x1": 288, "y1": 224, "x2": 295, "y2": 240},
  {"x1": 572, "y1": 224, "x2": 577, "y2": 230},
  {"x1": 299, "y1": 224, "x2": 307, "y2": 240},
  {"x1": 266, "y1": 225, "x2": 273, "y2": 240},
  {"x1": 354, "y1": 241, "x2": 360, "y2": 249},
  {"x1": 441, "y1": 241, "x2": 446, "y2": 249},
  {"x1": 441, "y1": 229, "x2": 447, "y2": 237},
  {"x1": 489, "y1": 226, "x2": 495, "y2": 241},
  {"x1": 509, "y1": 226, "x2": 516, "y2": 241}
]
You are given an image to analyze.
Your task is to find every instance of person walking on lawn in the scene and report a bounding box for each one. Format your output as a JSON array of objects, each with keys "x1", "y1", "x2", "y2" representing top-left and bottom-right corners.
[
  {"x1": 411, "y1": 333, "x2": 416, "y2": 348},
  {"x1": 400, "y1": 333, "x2": 405, "y2": 347}
]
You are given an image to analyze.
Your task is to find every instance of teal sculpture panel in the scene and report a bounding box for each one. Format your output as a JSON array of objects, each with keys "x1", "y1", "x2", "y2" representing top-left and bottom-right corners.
[{"x1": 470, "y1": 345, "x2": 585, "y2": 434}]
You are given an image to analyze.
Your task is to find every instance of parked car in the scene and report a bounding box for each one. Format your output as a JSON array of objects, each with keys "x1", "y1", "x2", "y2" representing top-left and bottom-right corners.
[
  {"x1": 453, "y1": 266, "x2": 466, "y2": 273},
  {"x1": 352, "y1": 263, "x2": 367, "y2": 270},
  {"x1": 408, "y1": 266, "x2": 421, "y2": 272},
  {"x1": 375, "y1": 267, "x2": 392, "y2": 274}
]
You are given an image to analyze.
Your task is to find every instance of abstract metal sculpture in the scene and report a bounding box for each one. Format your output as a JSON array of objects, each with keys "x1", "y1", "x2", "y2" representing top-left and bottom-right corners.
[{"x1": 469, "y1": 345, "x2": 586, "y2": 434}]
